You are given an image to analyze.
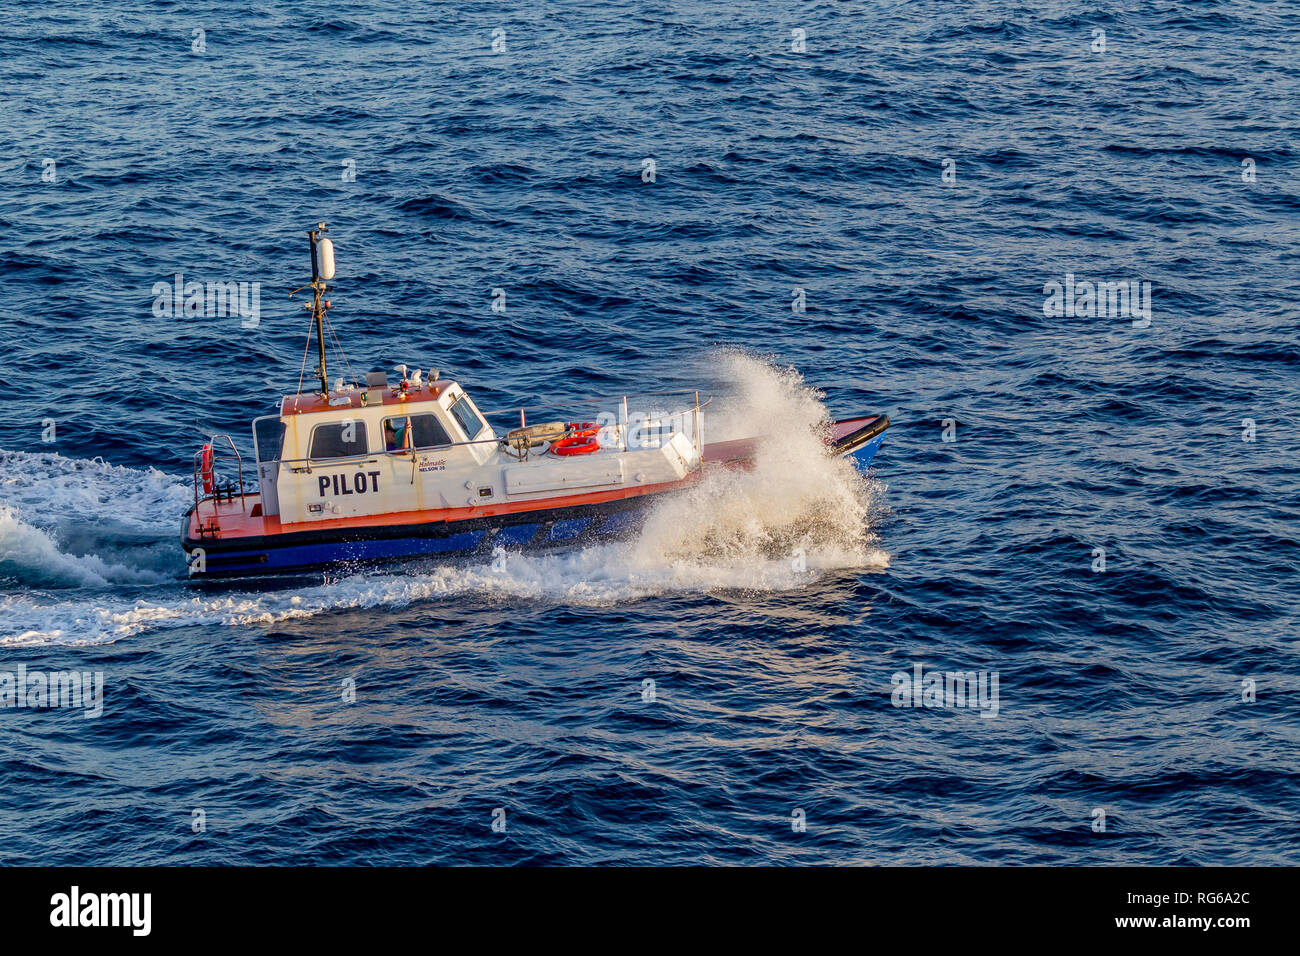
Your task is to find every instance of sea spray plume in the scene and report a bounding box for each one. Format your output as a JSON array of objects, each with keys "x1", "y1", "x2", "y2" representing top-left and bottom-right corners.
[{"x1": 633, "y1": 350, "x2": 886, "y2": 571}]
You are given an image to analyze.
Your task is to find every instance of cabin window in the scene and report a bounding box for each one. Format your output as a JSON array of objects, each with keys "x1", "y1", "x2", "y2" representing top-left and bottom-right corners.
[
  {"x1": 253, "y1": 416, "x2": 285, "y2": 464},
  {"x1": 382, "y1": 414, "x2": 451, "y2": 451},
  {"x1": 449, "y1": 395, "x2": 488, "y2": 441},
  {"x1": 309, "y1": 420, "x2": 369, "y2": 460}
]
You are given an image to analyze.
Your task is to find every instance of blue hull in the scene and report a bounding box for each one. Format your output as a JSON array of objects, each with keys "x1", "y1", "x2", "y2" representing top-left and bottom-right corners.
[
  {"x1": 850, "y1": 431, "x2": 886, "y2": 470},
  {"x1": 186, "y1": 505, "x2": 648, "y2": 579}
]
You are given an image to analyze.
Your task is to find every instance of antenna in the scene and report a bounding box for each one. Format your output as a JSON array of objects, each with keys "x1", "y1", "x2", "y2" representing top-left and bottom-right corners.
[
  {"x1": 290, "y1": 222, "x2": 356, "y2": 401},
  {"x1": 306, "y1": 222, "x2": 334, "y2": 397}
]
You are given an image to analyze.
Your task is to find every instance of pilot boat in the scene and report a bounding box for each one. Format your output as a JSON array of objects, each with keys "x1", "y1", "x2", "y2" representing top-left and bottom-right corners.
[{"x1": 181, "y1": 224, "x2": 889, "y2": 578}]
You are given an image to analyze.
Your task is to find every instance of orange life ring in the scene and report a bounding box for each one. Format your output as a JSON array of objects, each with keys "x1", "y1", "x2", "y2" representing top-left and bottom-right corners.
[
  {"x1": 551, "y1": 434, "x2": 600, "y2": 456},
  {"x1": 566, "y1": 421, "x2": 599, "y2": 439},
  {"x1": 200, "y1": 443, "x2": 215, "y2": 494}
]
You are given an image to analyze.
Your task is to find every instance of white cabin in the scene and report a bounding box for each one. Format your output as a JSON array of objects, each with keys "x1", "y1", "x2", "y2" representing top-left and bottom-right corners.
[{"x1": 251, "y1": 373, "x2": 704, "y2": 525}]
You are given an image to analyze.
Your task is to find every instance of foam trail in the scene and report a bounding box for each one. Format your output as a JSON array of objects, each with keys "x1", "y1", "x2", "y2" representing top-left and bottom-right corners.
[
  {"x1": 0, "y1": 450, "x2": 191, "y2": 532},
  {"x1": 0, "y1": 536, "x2": 885, "y2": 646},
  {"x1": 0, "y1": 451, "x2": 185, "y2": 587},
  {"x1": 0, "y1": 505, "x2": 168, "y2": 588}
]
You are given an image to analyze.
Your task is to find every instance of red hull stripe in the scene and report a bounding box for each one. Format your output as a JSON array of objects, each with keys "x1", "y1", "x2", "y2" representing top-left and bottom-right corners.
[{"x1": 188, "y1": 473, "x2": 698, "y2": 542}]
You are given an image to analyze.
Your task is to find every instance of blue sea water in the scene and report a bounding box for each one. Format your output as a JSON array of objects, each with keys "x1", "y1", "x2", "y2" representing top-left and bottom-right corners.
[{"x1": 0, "y1": 0, "x2": 1298, "y2": 865}]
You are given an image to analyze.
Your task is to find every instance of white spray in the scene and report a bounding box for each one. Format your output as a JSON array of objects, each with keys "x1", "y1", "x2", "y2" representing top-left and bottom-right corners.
[{"x1": 634, "y1": 350, "x2": 885, "y2": 572}]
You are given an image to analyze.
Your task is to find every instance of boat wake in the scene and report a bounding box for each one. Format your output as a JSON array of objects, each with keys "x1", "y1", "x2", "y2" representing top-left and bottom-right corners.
[
  {"x1": 0, "y1": 451, "x2": 188, "y2": 591},
  {"x1": 0, "y1": 504, "x2": 169, "y2": 589},
  {"x1": 0, "y1": 354, "x2": 887, "y2": 646}
]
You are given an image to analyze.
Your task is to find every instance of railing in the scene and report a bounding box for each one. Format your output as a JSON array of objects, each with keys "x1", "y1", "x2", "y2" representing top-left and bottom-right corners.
[
  {"x1": 479, "y1": 388, "x2": 711, "y2": 421},
  {"x1": 258, "y1": 390, "x2": 712, "y2": 469},
  {"x1": 192, "y1": 434, "x2": 247, "y2": 524},
  {"x1": 487, "y1": 391, "x2": 712, "y2": 462}
]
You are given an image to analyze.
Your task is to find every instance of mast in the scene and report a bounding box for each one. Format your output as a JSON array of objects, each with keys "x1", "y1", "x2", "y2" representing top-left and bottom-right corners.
[{"x1": 307, "y1": 222, "x2": 335, "y2": 397}]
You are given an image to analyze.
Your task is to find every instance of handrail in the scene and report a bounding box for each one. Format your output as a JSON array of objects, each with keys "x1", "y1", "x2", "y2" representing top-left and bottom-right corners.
[
  {"x1": 191, "y1": 433, "x2": 247, "y2": 525},
  {"x1": 277, "y1": 386, "x2": 710, "y2": 418},
  {"x1": 265, "y1": 394, "x2": 713, "y2": 469},
  {"x1": 479, "y1": 389, "x2": 713, "y2": 419}
]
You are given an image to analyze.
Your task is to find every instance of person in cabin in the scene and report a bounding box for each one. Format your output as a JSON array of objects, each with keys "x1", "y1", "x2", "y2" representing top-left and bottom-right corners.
[{"x1": 384, "y1": 422, "x2": 400, "y2": 452}]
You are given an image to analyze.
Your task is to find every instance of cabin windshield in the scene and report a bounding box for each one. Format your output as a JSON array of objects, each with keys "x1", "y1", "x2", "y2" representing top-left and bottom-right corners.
[{"x1": 449, "y1": 395, "x2": 488, "y2": 441}]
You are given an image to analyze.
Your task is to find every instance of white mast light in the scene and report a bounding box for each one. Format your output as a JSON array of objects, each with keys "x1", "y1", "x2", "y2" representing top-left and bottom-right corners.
[{"x1": 313, "y1": 236, "x2": 336, "y2": 281}]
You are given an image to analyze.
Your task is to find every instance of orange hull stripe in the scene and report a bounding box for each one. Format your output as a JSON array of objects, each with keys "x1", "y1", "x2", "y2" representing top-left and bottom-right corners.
[{"x1": 188, "y1": 473, "x2": 698, "y2": 541}]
